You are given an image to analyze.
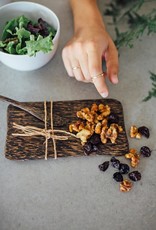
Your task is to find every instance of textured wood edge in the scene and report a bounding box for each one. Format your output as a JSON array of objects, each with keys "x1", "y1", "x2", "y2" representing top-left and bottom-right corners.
[{"x1": 5, "y1": 98, "x2": 129, "y2": 160}]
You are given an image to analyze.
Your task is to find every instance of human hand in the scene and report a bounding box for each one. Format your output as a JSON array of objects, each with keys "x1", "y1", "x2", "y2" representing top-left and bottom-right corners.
[{"x1": 62, "y1": 24, "x2": 119, "y2": 98}]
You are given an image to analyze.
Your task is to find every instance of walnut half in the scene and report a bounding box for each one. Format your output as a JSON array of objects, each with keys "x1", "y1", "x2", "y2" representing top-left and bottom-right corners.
[
  {"x1": 125, "y1": 148, "x2": 140, "y2": 168},
  {"x1": 120, "y1": 179, "x2": 133, "y2": 192},
  {"x1": 130, "y1": 125, "x2": 141, "y2": 139}
]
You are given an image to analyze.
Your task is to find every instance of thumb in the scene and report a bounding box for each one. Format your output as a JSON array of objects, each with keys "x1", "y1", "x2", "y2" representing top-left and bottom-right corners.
[{"x1": 105, "y1": 38, "x2": 119, "y2": 84}]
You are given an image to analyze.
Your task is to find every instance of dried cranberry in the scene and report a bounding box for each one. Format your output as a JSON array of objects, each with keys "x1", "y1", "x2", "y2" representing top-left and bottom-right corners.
[
  {"x1": 138, "y1": 126, "x2": 150, "y2": 138},
  {"x1": 119, "y1": 163, "x2": 130, "y2": 174},
  {"x1": 83, "y1": 141, "x2": 99, "y2": 155},
  {"x1": 113, "y1": 172, "x2": 123, "y2": 182},
  {"x1": 99, "y1": 161, "x2": 109, "y2": 172},
  {"x1": 140, "y1": 146, "x2": 151, "y2": 157},
  {"x1": 128, "y1": 171, "x2": 141, "y2": 181},
  {"x1": 110, "y1": 156, "x2": 120, "y2": 169},
  {"x1": 89, "y1": 134, "x2": 101, "y2": 145},
  {"x1": 83, "y1": 142, "x2": 93, "y2": 155},
  {"x1": 107, "y1": 113, "x2": 119, "y2": 125}
]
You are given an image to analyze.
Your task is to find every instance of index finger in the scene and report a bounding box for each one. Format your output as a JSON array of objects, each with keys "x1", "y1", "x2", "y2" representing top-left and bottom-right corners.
[{"x1": 87, "y1": 49, "x2": 108, "y2": 98}]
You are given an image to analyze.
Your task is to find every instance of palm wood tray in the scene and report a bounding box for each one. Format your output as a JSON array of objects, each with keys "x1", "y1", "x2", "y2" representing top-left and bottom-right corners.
[{"x1": 5, "y1": 99, "x2": 129, "y2": 160}]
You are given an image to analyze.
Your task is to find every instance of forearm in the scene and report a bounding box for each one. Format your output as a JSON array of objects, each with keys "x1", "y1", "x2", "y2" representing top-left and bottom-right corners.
[{"x1": 70, "y1": 0, "x2": 105, "y2": 31}]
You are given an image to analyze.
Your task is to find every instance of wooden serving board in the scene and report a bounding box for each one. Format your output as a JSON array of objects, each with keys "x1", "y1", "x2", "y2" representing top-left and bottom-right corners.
[{"x1": 5, "y1": 99, "x2": 129, "y2": 160}]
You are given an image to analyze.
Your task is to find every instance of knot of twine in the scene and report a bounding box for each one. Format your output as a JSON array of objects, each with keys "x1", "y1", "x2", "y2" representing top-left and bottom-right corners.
[{"x1": 12, "y1": 101, "x2": 77, "y2": 160}]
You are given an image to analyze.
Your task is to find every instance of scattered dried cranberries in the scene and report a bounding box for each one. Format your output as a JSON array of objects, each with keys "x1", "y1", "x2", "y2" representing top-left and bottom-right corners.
[
  {"x1": 119, "y1": 163, "x2": 130, "y2": 174},
  {"x1": 140, "y1": 146, "x2": 151, "y2": 157},
  {"x1": 110, "y1": 156, "x2": 120, "y2": 169},
  {"x1": 128, "y1": 171, "x2": 141, "y2": 181},
  {"x1": 138, "y1": 126, "x2": 150, "y2": 138},
  {"x1": 99, "y1": 161, "x2": 109, "y2": 172},
  {"x1": 113, "y1": 172, "x2": 123, "y2": 182}
]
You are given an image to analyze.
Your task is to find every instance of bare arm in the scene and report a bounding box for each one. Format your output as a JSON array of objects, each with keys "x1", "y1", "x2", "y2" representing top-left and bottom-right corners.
[{"x1": 70, "y1": 0, "x2": 105, "y2": 31}]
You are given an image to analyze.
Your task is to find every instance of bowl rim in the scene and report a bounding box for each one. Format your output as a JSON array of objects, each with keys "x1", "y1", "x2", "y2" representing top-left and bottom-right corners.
[{"x1": 0, "y1": 1, "x2": 60, "y2": 57}]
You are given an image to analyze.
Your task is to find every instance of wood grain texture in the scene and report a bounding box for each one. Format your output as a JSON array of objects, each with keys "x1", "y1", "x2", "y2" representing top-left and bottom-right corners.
[{"x1": 5, "y1": 99, "x2": 129, "y2": 160}]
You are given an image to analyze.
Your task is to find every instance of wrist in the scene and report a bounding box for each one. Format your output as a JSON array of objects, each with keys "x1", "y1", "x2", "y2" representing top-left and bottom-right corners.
[{"x1": 70, "y1": 0, "x2": 105, "y2": 32}]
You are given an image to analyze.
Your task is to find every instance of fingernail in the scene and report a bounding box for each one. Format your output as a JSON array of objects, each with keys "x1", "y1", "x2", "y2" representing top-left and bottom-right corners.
[
  {"x1": 101, "y1": 92, "x2": 108, "y2": 98},
  {"x1": 112, "y1": 75, "x2": 118, "y2": 84}
]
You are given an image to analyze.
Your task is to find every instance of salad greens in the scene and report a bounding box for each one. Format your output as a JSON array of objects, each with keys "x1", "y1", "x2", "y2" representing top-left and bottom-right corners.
[{"x1": 0, "y1": 15, "x2": 56, "y2": 56}]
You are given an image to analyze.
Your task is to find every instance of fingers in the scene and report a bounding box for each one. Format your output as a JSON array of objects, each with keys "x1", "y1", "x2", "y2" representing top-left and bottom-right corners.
[
  {"x1": 105, "y1": 38, "x2": 119, "y2": 84},
  {"x1": 70, "y1": 58, "x2": 85, "y2": 82},
  {"x1": 77, "y1": 52, "x2": 91, "y2": 82},
  {"x1": 62, "y1": 46, "x2": 86, "y2": 82},
  {"x1": 62, "y1": 49, "x2": 74, "y2": 77},
  {"x1": 62, "y1": 45, "x2": 91, "y2": 82},
  {"x1": 91, "y1": 74, "x2": 108, "y2": 98},
  {"x1": 87, "y1": 47, "x2": 109, "y2": 97},
  {"x1": 62, "y1": 44, "x2": 108, "y2": 97},
  {"x1": 62, "y1": 35, "x2": 119, "y2": 98}
]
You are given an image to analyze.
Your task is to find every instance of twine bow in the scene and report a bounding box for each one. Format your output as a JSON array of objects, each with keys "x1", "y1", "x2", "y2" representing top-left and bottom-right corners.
[{"x1": 12, "y1": 101, "x2": 77, "y2": 160}]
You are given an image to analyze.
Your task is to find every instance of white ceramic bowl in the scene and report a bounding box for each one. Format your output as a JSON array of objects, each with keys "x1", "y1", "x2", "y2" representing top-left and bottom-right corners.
[{"x1": 0, "y1": 1, "x2": 60, "y2": 71}]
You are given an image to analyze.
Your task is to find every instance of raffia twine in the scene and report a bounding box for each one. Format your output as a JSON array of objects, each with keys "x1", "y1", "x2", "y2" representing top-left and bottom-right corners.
[{"x1": 12, "y1": 101, "x2": 77, "y2": 160}]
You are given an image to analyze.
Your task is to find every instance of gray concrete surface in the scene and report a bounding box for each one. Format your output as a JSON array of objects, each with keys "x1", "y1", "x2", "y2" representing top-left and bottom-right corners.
[{"x1": 0, "y1": 0, "x2": 156, "y2": 230}]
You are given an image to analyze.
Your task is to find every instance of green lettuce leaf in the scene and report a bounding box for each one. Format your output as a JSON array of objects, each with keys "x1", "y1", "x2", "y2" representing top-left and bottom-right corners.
[
  {"x1": 4, "y1": 41, "x2": 16, "y2": 54},
  {"x1": 0, "y1": 41, "x2": 6, "y2": 48},
  {"x1": 0, "y1": 15, "x2": 55, "y2": 56},
  {"x1": 2, "y1": 15, "x2": 30, "y2": 40},
  {"x1": 25, "y1": 33, "x2": 53, "y2": 56}
]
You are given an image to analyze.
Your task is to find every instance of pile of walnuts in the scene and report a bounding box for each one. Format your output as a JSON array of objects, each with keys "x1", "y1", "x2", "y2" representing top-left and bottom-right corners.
[{"x1": 69, "y1": 103, "x2": 123, "y2": 145}]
